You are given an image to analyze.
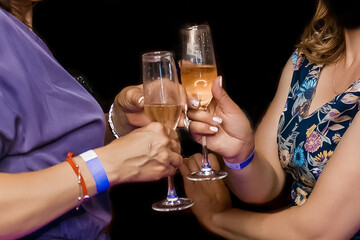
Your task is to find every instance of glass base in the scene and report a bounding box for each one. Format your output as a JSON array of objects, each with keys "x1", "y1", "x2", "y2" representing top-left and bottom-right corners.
[
  {"x1": 187, "y1": 169, "x2": 228, "y2": 181},
  {"x1": 152, "y1": 197, "x2": 194, "y2": 212}
]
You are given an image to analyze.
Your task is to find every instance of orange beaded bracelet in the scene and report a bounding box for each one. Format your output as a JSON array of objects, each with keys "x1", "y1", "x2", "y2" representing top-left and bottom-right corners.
[{"x1": 66, "y1": 152, "x2": 89, "y2": 210}]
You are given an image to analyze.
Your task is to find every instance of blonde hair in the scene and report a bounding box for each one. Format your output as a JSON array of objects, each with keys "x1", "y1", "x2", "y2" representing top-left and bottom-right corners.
[
  {"x1": 296, "y1": 0, "x2": 345, "y2": 65},
  {"x1": 0, "y1": 0, "x2": 32, "y2": 27}
]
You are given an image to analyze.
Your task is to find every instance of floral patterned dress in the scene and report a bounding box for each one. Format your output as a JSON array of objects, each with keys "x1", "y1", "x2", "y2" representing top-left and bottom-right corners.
[{"x1": 277, "y1": 50, "x2": 360, "y2": 238}]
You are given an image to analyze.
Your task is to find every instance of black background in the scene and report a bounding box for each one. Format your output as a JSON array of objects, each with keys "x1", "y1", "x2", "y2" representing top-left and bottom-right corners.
[{"x1": 32, "y1": 0, "x2": 315, "y2": 239}]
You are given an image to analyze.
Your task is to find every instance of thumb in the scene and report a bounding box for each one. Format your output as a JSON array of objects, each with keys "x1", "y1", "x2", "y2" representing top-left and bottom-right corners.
[
  {"x1": 211, "y1": 76, "x2": 239, "y2": 112},
  {"x1": 117, "y1": 85, "x2": 144, "y2": 113}
]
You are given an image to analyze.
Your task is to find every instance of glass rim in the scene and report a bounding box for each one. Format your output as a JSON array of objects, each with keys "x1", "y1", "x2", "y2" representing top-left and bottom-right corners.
[
  {"x1": 181, "y1": 24, "x2": 210, "y2": 32},
  {"x1": 142, "y1": 51, "x2": 172, "y2": 61}
]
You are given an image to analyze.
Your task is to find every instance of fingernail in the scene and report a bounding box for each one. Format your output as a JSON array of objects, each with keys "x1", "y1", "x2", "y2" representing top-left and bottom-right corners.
[
  {"x1": 190, "y1": 99, "x2": 200, "y2": 108},
  {"x1": 138, "y1": 96, "x2": 144, "y2": 104},
  {"x1": 212, "y1": 116, "x2": 222, "y2": 124},
  {"x1": 184, "y1": 104, "x2": 188, "y2": 114},
  {"x1": 210, "y1": 126, "x2": 218, "y2": 132},
  {"x1": 219, "y1": 76, "x2": 223, "y2": 88}
]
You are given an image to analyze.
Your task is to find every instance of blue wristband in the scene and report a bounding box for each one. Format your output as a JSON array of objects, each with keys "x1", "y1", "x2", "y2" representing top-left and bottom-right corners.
[
  {"x1": 224, "y1": 150, "x2": 255, "y2": 170},
  {"x1": 80, "y1": 150, "x2": 110, "y2": 193}
]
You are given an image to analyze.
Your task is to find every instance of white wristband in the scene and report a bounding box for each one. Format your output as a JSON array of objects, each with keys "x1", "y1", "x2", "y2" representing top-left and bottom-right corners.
[{"x1": 80, "y1": 150, "x2": 110, "y2": 193}]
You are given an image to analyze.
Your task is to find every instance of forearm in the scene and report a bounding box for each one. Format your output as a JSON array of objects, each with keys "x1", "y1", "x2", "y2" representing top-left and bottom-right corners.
[
  {"x1": 0, "y1": 156, "x2": 96, "y2": 239},
  {"x1": 224, "y1": 57, "x2": 292, "y2": 204},
  {"x1": 210, "y1": 207, "x2": 314, "y2": 240},
  {"x1": 225, "y1": 152, "x2": 285, "y2": 204}
]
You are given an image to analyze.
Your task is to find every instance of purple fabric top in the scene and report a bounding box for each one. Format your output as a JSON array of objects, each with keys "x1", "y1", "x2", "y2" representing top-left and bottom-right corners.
[{"x1": 0, "y1": 8, "x2": 111, "y2": 239}]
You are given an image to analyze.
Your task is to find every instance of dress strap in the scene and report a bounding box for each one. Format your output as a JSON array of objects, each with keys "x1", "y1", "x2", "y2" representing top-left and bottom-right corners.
[{"x1": 291, "y1": 49, "x2": 300, "y2": 68}]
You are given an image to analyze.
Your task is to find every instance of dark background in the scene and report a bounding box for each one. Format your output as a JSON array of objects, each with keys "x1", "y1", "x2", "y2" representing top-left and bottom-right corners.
[{"x1": 32, "y1": 0, "x2": 315, "y2": 239}]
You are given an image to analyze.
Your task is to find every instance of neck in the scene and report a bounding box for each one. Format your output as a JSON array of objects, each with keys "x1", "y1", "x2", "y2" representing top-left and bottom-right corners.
[
  {"x1": 24, "y1": 5, "x2": 33, "y2": 28},
  {"x1": 343, "y1": 27, "x2": 360, "y2": 66}
]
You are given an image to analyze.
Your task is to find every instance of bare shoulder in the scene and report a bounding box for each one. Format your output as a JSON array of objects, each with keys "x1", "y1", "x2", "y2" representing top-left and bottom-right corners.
[{"x1": 255, "y1": 56, "x2": 294, "y2": 139}]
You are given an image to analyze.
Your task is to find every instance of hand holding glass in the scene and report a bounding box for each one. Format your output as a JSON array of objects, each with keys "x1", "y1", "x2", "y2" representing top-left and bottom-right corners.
[
  {"x1": 142, "y1": 51, "x2": 194, "y2": 211},
  {"x1": 180, "y1": 25, "x2": 228, "y2": 181}
]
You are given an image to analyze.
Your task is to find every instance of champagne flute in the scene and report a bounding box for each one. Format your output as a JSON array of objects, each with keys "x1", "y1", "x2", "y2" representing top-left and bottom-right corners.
[
  {"x1": 179, "y1": 24, "x2": 228, "y2": 181},
  {"x1": 142, "y1": 51, "x2": 194, "y2": 211}
]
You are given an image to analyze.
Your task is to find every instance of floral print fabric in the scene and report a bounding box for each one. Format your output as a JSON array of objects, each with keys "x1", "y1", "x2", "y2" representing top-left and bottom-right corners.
[{"x1": 277, "y1": 50, "x2": 360, "y2": 208}]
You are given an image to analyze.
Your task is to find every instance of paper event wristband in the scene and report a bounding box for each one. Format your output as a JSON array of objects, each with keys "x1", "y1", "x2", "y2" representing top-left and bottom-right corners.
[
  {"x1": 80, "y1": 150, "x2": 110, "y2": 193},
  {"x1": 224, "y1": 150, "x2": 255, "y2": 170}
]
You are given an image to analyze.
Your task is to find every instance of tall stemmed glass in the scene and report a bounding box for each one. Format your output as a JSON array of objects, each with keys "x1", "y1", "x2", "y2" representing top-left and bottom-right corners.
[
  {"x1": 142, "y1": 51, "x2": 194, "y2": 211},
  {"x1": 179, "y1": 24, "x2": 228, "y2": 181}
]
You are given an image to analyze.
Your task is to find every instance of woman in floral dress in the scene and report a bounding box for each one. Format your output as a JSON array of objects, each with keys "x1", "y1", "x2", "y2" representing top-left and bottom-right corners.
[{"x1": 180, "y1": 0, "x2": 360, "y2": 238}]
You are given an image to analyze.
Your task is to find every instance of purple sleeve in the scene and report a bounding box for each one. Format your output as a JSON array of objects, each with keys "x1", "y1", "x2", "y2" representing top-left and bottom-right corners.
[
  {"x1": 0, "y1": 92, "x2": 18, "y2": 158},
  {"x1": 0, "y1": 7, "x2": 111, "y2": 239}
]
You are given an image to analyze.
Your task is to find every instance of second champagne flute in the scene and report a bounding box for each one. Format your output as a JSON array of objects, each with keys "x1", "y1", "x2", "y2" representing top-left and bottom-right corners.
[
  {"x1": 179, "y1": 24, "x2": 228, "y2": 181},
  {"x1": 142, "y1": 51, "x2": 194, "y2": 211}
]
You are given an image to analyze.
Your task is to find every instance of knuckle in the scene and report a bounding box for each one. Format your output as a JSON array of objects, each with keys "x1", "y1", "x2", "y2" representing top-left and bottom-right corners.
[
  {"x1": 174, "y1": 142, "x2": 181, "y2": 154},
  {"x1": 158, "y1": 150, "x2": 170, "y2": 161},
  {"x1": 156, "y1": 165, "x2": 170, "y2": 178},
  {"x1": 118, "y1": 86, "x2": 132, "y2": 103},
  {"x1": 167, "y1": 168, "x2": 176, "y2": 176},
  {"x1": 150, "y1": 122, "x2": 164, "y2": 131},
  {"x1": 173, "y1": 156, "x2": 183, "y2": 168},
  {"x1": 162, "y1": 137, "x2": 171, "y2": 146}
]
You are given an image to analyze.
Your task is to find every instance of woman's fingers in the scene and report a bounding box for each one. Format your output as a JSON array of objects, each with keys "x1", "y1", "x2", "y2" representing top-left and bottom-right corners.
[
  {"x1": 178, "y1": 104, "x2": 187, "y2": 128},
  {"x1": 113, "y1": 84, "x2": 151, "y2": 131},
  {"x1": 186, "y1": 109, "x2": 222, "y2": 134},
  {"x1": 187, "y1": 153, "x2": 202, "y2": 171},
  {"x1": 166, "y1": 150, "x2": 183, "y2": 169},
  {"x1": 180, "y1": 153, "x2": 221, "y2": 176},
  {"x1": 180, "y1": 153, "x2": 201, "y2": 178},
  {"x1": 212, "y1": 76, "x2": 241, "y2": 114},
  {"x1": 117, "y1": 85, "x2": 144, "y2": 112},
  {"x1": 177, "y1": 84, "x2": 188, "y2": 128}
]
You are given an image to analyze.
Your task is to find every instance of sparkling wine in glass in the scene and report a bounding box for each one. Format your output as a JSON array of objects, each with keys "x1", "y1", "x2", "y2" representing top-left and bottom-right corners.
[
  {"x1": 142, "y1": 51, "x2": 194, "y2": 211},
  {"x1": 180, "y1": 24, "x2": 228, "y2": 181}
]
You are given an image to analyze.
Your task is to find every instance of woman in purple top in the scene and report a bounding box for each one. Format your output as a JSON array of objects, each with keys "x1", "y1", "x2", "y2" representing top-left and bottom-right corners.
[{"x1": 0, "y1": 1, "x2": 184, "y2": 239}]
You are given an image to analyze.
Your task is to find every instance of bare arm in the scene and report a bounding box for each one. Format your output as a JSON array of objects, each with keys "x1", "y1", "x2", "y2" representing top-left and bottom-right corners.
[
  {"x1": 225, "y1": 58, "x2": 294, "y2": 203},
  {"x1": 182, "y1": 114, "x2": 360, "y2": 240},
  {"x1": 0, "y1": 157, "x2": 96, "y2": 239},
  {"x1": 0, "y1": 122, "x2": 182, "y2": 239},
  {"x1": 211, "y1": 112, "x2": 360, "y2": 239}
]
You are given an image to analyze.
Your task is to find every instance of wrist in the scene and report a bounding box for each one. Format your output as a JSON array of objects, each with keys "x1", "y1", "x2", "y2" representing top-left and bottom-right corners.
[
  {"x1": 223, "y1": 149, "x2": 255, "y2": 170},
  {"x1": 210, "y1": 210, "x2": 233, "y2": 237},
  {"x1": 223, "y1": 140, "x2": 255, "y2": 170},
  {"x1": 79, "y1": 150, "x2": 110, "y2": 194},
  {"x1": 94, "y1": 143, "x2": 144, "y2": 185},
  {"x1": 72, "y1": 155, "x2": 97, "y2": 197},
  {"x1": 223, "y1": 140, "x2": 255, "y2": 163}
]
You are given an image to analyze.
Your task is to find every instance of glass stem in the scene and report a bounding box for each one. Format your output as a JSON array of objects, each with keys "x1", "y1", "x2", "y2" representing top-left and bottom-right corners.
[
  {"x1": 166, "y1": 176, "x2": 178, "y2": 201},
  {"x1": 201, "y1": 136, "x2": 212, "y2": 171}
]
